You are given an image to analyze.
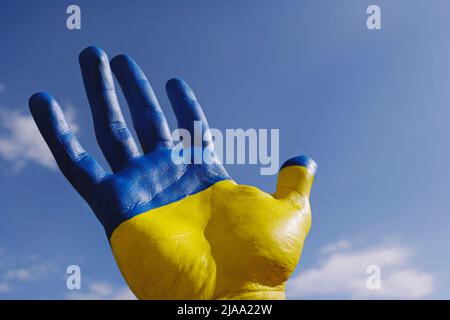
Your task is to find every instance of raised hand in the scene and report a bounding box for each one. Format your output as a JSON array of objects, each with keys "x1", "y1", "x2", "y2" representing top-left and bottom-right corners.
[{"x1": 29, "y1": 46, "x2": 317, "y2": 300}]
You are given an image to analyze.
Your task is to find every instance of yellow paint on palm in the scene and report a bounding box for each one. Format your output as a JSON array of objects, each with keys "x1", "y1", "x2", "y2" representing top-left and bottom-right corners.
[{"x1": 110, "y1": 165, "x2": 314, "y2": 300}]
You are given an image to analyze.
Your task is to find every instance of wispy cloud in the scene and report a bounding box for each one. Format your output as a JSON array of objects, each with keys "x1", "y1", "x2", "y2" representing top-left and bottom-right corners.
[
  {"x1": 0, "y1": 83, "x2": 5, "y2": 92},
  {"x1": 0, "y1": 106, "x2": 78, "y2": 171},
  {"x1": 0, "y1": 247, "x2": 59, "y2": 295},
  {"x1": 287, "y1": 239, "x2": 434, "y2": 299},
  {"x1": 3, "y1": 263, "x2": 57, "y2": 283},
  {"x1": 319, "y1": 239, "x2": 351, "y2": 255},
  {"x1": 0, "y1": 245, "x2": 130, "y2": 299},
  {"x1": 67, "y1": 281, "x2": 136, "y2": 300}
]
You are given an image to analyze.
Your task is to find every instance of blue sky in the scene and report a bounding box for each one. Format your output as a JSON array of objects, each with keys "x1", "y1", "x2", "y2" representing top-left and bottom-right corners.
[{"x1": 0, "y1": 0, "x2": 450, "y2": 299}]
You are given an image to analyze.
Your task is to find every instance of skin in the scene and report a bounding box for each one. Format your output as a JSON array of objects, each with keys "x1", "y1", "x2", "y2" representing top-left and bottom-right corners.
[{"x1": 28, "y1": 46, "x2": 317, "y2": 300}]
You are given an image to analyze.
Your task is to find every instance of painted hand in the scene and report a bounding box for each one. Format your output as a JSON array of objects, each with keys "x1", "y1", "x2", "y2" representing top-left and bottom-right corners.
[{"x1": 29, "y1": 46, "x2": 317, "y2": 300}]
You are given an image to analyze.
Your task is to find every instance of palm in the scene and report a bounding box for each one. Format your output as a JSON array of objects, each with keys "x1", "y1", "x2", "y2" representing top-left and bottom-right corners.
[
  {"x1": 111, "y1": 177, "x2": 312, "y2": 300},
  {"x1": 91, "y1": 147, "x2": 228, "y2": 237},
  {"x1": 29, "y1": 46, "x2": 316, "y2": 300}
]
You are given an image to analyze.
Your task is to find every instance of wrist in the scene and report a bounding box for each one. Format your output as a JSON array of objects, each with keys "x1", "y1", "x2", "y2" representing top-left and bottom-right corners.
[{"x1": 215, "y1": 288, "x2": 286, "y2": 300}]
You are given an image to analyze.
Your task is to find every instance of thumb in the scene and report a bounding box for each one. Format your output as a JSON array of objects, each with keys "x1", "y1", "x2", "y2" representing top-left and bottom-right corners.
[{"x1": 274, "y1": 155, "x2": 317, "y2": 200}]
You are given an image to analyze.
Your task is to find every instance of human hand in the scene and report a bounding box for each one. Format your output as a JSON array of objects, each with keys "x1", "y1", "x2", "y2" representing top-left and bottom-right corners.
[{"x1": 29, "y1": 46, "x2": 316, "y2": 300}]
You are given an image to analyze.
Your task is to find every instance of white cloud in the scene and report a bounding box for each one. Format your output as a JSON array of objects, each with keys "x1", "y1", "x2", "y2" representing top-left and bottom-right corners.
[
  {"x1": 3, "y1": 262, "x2": 57, "y2": 283},
  {"x1": 0, "y1": 245, "x2": 135, "y2": 301},
  {"x1": 0, "y1": 245, "x2": 133, "y2": 300},
  {"x1": 67, "y1": 281, "x2": 136, "y2": 300},
  {"x1": 319, "y1": 239, "x2": 352, "y2": 255},
  {"x1": 0, "y1": 283, "x2": 10, "y2": 293},
  {"x1": 4, "y1": 269, "x2": 32, "y2": 281},
  {"x1": 0, "y1": 107, "x2": 78, "y2": 171},
  {"x1": 287, "y1": 240, "x2": 434, "y2": 299},
  {"x1": 0, "y1": 250, "x2": 59, "y2": 295},
  {"x1": 0, "y1": 84, "x2": 5, "y2": 92}
]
